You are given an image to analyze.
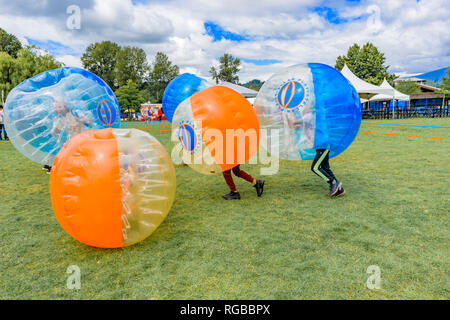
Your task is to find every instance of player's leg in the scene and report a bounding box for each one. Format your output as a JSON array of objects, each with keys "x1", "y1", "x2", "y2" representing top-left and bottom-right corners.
[
  {"x1": 311, "y1": 149, "x2": 344, "y2": 197},
  {"x1": 311, "y1": 149, "x2": 334, "y2": 182},
  {"x1": 319, "y1": 150, "x2": 345, "y2": 197},
  {"x1": 232, "y1": 165, "x2": 265, "y2": 197},
  {"x1": 222, "y1": 169, "x2": 241, "y2": 200}
]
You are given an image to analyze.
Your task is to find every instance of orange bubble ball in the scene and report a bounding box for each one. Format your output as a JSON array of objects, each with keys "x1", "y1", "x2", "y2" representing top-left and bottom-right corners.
[
  {"x1": 172, "y1": 86, "x2": 260, "y2": 174},
  {"x1": 50, "y1": 128, "x2": 176, "y2": 248}
]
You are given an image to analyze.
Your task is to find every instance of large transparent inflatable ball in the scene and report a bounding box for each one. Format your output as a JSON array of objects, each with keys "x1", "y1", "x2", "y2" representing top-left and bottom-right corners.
[
  {"x1": 50, "y1": 128, "x2": 176, "y2": 248},
  {"x1": 162, "y1": 73, "x2": 211, "y2": 122},
  {"x1": 4, "y1": 67, "x2": 120, "y2": 166},
  {"x1": 254, "y1": 63, "x2": 361, "y2": 160},
  {"x1": 171, "y1": 86, "x2": 260, "y2": 175}
]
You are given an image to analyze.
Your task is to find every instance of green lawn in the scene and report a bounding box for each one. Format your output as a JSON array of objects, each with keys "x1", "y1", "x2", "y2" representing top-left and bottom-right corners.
[{"x1": 0, "y1": 118, "x2": 449, "y2": 299}]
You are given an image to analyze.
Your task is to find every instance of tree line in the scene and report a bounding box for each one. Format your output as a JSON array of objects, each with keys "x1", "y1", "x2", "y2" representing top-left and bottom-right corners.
[
  {"x1": 81, "y1": 41, "x2": 179, "y2": 113},
  {"x1": 208, "y1": 42, "x2": 427, "y2": 94},
  {"x1": 1, "y1": 26, "x2": 448, "y2": 108},
  {"x1": 0, "y1": 28, "x2": 62, "y2": 104},
  {"x1": 0, "y1": 28, "x2": 181, "y2": 114}
]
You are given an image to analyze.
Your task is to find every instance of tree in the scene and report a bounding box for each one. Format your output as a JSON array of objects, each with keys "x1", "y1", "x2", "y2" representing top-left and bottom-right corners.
[
  {"x1": 242, "y1": 79, "x2": 263, "y2": 91},
  {"x1": 10, "y1": 46, "x2": 62, "y2": 85},
  {"x1": 437, "y1": 68, "x2": 450, "y2": 107},
  {"x1": 115, "y1": 80, "x2": 145, "y2": 119},
  {"x1": 335, "y1": 43, "x2": 397, "y2": 85},
  {"x1": 115, "y1": 46, "x2": 149, "y2": 88},
  {"x1": 81, "y1": 41, "x2": 120, "y2": 89},
  {"x1": 0, "y1": 52, "x2": 15, "y2": 97},
  {"x1": 0, "y1": 28, "x2": 22, "y2": 58},
  {"x1": 395, "y1": 80, "x2": 421, "y2": 95},
  {"x1": 210, "y1": 53, "x2": 241, "y2": 84},
  {"x1": 440, "y1": 68, "x2": 450, "y2": 92},
  {"x1": 147, "y1": 52, "x2": 179, "y2": 103},
  {"x1": 139, "y1": 89, "x2": 153, "y2": 104},
  {"x1": 0, "y1": 46, "x2": 61, "y2": 99}
]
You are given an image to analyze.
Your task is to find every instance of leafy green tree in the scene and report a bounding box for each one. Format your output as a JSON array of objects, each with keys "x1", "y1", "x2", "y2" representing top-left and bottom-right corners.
[
  {"x1": 0, "y1": 52, "x2": 16, "y2": 98},
  {"x1": 115, "y1": 46, "x2": 149, "y2": 88},
  {"x1": 440, "y1": 68, "x2": 450, "y2": 92},
  {"x1": 0, "y1": 28, "x2": 22, "y2": 58},
  {"x1": 11, "y1": 46, "x2": 62, "y2": 85},
  {"x1": 436, "y1": 68, "x2": 450, "y2": 107},
  {"x1": 115, "y1": 80, "x2": 145, "y2": 119},
  {"x1": 147, "y1": 52, "x2": 179, "y2": 103},
  {"x1": 242, "y1": 79, "x2": 263, "y2": 91},
  {"x1": 335, "y1": 43, "x2": 397, "y2": 85},
  {"x1": 210, "y1": 53, "x2": 241, "y2": 84},
  {"x1": 395, "y1": 80, "x2": 421, "y2": 95},
  {"x1": 139, "y1": 89, "x2": 153, "y2": 104},
  {"x1": 81, "y1": 41, "x2": 120, "y2": 89},
  {"x1": 0, "y1": 46, "x2": 61, "y2": 99}
]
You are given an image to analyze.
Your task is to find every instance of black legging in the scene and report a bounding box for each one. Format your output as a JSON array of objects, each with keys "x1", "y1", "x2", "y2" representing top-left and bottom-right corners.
[{"x1": 311, "y1": 149, "x2": 336, "y2": 183}]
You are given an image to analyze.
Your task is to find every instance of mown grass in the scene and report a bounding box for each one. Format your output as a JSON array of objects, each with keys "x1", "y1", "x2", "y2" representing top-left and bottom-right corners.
[{"x1": 0, "y1": 118, "x2": 448, "y2": 299}]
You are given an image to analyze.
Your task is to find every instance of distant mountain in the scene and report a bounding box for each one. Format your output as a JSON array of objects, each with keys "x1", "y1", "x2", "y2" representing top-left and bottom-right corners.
[
  {"x1": 410, "y1": 67, "x2": 449, "y2": 84},
  {"x1": 241, "y1": 79, "x2": 264, "y2": 91}
]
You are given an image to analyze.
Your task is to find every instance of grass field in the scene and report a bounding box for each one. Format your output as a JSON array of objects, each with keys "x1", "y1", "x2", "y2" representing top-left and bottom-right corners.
[{"x1": 0, "y1": 118, "x2": 449, "y2": 299}]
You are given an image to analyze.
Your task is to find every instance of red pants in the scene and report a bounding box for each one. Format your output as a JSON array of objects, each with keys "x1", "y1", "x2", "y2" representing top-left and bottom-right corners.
[{"x1": 223, "y1": 165, "x2": 254, "y2": 192}]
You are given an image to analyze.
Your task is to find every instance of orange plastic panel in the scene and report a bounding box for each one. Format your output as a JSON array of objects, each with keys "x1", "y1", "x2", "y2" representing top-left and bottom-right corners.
[
  {"x1": 190, "y1": 86, "x2": 260, "y2": 171},
  {"x1": 50, "y1": 128, "x2": 123, "y2": 248}
]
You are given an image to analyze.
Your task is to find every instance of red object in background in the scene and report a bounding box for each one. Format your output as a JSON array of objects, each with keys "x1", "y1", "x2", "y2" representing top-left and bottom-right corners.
[{"x1": 140, "y1": 104, "x2": 166, "y2": 121}]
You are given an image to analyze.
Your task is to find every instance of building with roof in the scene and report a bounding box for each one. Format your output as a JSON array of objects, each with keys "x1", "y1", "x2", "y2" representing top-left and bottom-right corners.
[{"x1": 343, "y1": 65, "x2": 450, "y2": 118}]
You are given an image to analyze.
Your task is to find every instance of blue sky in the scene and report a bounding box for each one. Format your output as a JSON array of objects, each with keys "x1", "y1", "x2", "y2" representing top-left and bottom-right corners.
[
  {"x1": 25, "y1": 38, "x2": 83, "y2": 56},
  {"x1": 0, "y1": 0, "x2": 448, "y2": 82},
  {"x1": 204, "y1": 21, "x2": 250, "y2": 43}
]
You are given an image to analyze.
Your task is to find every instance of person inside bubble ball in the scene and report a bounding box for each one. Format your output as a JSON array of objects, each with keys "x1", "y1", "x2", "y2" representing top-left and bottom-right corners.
[
  {"x1": 51, "y1": 97, "x2": 91, "y2": 136},
  {"x1": 285, "y1": 111, "x2": 345, "y2": 198},
  {"x1": 42, "y1": 97, "x2": 92, "y2": 174},
  {"x1": 119, "y1": 154, "x2": 138, "y2": 235}
]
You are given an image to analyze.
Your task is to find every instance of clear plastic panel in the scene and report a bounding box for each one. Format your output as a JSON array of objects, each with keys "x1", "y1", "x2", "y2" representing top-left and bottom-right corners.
[
  {"x1": 171, "y1": 98, "x2": 221, "y2": 175},
  {"x1": 4, "y1": 67, "x2": 120, "y2": 165},
  {"x1": 115, "y1": 129, "x2": 176, "y2": 246},
  {"x1": 254, "y1": 64, "x2": 316, "y2": 160}
]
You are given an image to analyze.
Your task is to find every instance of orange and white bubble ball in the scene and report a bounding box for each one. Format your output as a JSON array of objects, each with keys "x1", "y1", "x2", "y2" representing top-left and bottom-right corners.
[
  {"x1": 50, "y1": 128, "x2": 176, "y2": 248},
  {"x1": 171, "y1": 86, "x2": 260, "y2": 175}
]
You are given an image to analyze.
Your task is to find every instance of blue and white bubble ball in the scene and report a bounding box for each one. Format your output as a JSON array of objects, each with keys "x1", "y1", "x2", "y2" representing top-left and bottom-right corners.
[
  {"x1": 4, "y1": 67, "x2": 120, "y2": 165},
  {"x1": 162, "y1": 73, "x2": 211, "y2": 123},
  {"x1": 254, "y1": 63, "x2": 361, "y2": 160}
]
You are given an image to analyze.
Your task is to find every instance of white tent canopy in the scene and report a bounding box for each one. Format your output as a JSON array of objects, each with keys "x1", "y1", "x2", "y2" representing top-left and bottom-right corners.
[
  {"x1": 340, "y1": 64, "x2": 391, "y2": 99},
  {"x1": 218, "y1": 81, "x2": 258, "y2": 98},
  {"x1": 370, "y1": 79, "x2": 410, "y2": 101},
  {"x1": 246, "y1": 97, "x2": 256, "y2": 105}
]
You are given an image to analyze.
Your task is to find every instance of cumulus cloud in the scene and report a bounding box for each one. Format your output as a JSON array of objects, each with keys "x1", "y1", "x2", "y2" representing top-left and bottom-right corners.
[
  {"x1": 0, "y1": 0, "x2": 448, "y2": 82},
  {"x1": 56, "y1": 54, "x2": 83, "y2": 68}
]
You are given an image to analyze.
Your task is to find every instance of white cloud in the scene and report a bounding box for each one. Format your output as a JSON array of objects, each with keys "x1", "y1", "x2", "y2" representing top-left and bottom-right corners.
[
  {"x1": 0, "y1": 0, "x2": 448, "y2": 83},
  {"x1": 57, "y1": 54, "x2": 83, "y2": 68}
]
